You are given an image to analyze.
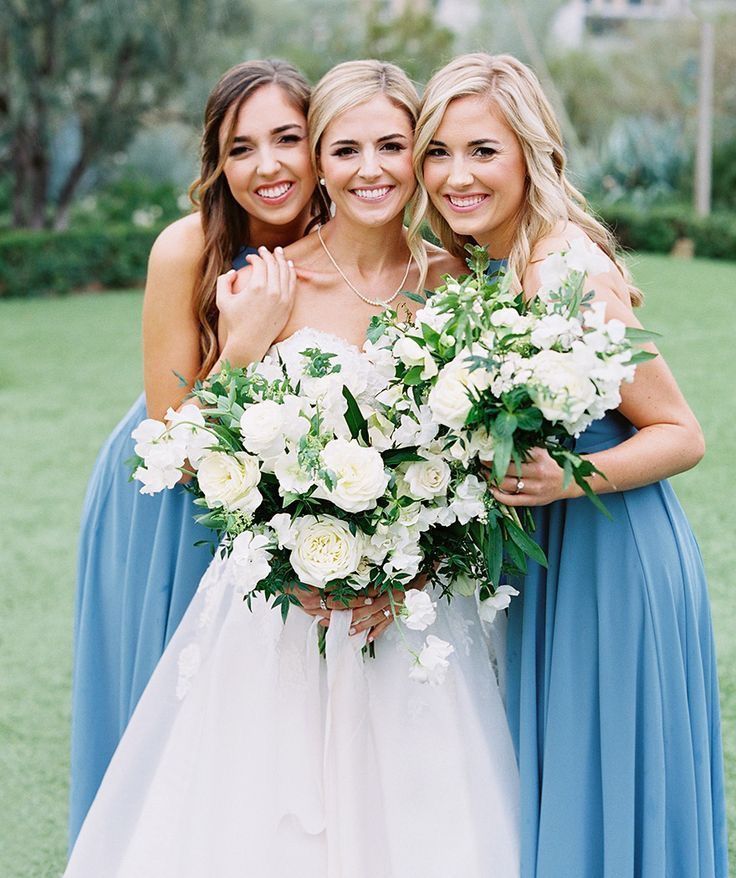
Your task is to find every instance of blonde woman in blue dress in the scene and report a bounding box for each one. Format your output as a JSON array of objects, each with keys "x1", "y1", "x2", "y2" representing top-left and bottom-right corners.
[{"x1": 414, "y1": 52, "x2": 727, "y2": 878}]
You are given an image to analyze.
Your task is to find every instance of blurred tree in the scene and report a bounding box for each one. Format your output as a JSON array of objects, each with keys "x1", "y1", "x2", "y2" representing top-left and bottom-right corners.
[{"x1": 0, "y1": 0, "x2": 252, "y2": 230}]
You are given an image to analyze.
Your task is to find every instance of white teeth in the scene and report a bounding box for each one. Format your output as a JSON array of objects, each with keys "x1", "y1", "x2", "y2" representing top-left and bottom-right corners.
[
  {"x1": 448, "y1": 194, "x2": 486, "y2": 207},
  {"x1": 257, "y1": 182, "x2": 292, "y2": 199},
  {"x1": 353, "y1": 187, "x2": 391, "y2": 200}
]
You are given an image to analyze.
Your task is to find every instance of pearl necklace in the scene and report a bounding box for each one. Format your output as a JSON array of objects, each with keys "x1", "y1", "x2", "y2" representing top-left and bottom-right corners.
[{"x1": 316, "y1": 225, "x2": 413, "y2": 308}]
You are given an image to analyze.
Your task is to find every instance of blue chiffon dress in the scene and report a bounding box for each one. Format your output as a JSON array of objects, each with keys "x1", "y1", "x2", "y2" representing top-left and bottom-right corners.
[
  {"x1": 68, "y1": 247, "x2": 255, "y2": 847},
  {"x1": 505, "y1": 410, "x2": 729, "y2": 877}
]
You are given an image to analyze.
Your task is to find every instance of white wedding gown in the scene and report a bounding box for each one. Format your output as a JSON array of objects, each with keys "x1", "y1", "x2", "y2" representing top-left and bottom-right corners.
[{"x1": 65, "y1": 330, "x2": 520, "y2": 878}]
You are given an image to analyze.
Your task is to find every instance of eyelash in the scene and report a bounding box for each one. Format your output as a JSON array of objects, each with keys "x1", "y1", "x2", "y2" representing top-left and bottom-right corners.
[
  {"x1": 229, "y1": 134, "x2": 303, "y2": 157},
  {"x1": 426, "y1": 147, "x2": 498, "y2": 159},
  {"x1": 331, "y1": 142, "x2": 406, "y2": 158}
]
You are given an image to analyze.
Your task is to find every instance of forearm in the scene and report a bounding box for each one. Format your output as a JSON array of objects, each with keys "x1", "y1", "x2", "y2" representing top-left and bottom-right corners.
[{"x1": 566, "y1": 422, "x2": 705, "y2": 498}]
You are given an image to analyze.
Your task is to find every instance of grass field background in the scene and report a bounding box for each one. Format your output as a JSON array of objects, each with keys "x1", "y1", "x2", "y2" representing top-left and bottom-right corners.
[{"x1": 0, "y1": 253, "x2": 734, "y2": 875}]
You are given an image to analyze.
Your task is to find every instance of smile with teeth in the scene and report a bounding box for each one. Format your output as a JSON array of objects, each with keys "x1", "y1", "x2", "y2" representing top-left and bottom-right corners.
[
  {"x1": 447, "y1": 194, "x2": 488, "y2": 208},
  {"x1": 255, "y1": 182, "x2": 294, "y2": 200},
  {"x1": 351, "y1": 186, "x2": 393, "y2": 201}
]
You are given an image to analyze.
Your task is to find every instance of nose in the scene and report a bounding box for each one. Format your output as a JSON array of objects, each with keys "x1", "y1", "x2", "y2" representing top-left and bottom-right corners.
[
  {"x1": 358, "y1": 147, "x2": 381, "y2": 181},
  {"x1": 256, "y1": 145, "x2": 281, "y2": 177},
  {"x1": 447, "y1": 155, "x2": 473, "y2": 189}
]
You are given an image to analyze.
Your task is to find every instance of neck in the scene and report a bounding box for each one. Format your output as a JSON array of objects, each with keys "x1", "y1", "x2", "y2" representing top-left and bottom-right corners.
[
  {"x1": 319, "y1": 212, "x2": 409, "y2": 275},
  {"x1": 249, "y1": 206, "x2": 312, "y2": 251}
]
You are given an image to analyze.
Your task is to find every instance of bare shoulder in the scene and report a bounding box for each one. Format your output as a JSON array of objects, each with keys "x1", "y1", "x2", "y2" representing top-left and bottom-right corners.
[
  {"x1": 149, "y1": 212, "x2": 205, "y2": 271},
  {"x1": 283, "y1": 229, "x2": 321, "y2": 263},
  {"x1": 424, "y1": 241, "x2": 465, "y2": 288}
]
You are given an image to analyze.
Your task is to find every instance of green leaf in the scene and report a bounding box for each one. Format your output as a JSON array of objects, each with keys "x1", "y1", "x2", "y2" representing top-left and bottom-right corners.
[
  {"x1": 629, "y1": 350, "x2": 659, "y2": 365},
  {"x1": 625, "y1": 327, "x2": 662, "y2": 343},
  {"x1": 492, "y1": 433, "x2": 513, "y2": 483},
  {"x1": 382, "y1": 447, "x2": 425, "y2": 466},
  {"x1": 494, "y1": 410, "x2": 518, "y2": 438},
  {"x1": 341, "y1": 385, "x2": 369, "y2": 443},
  {"x1": 483, "y1": 522, "x2": 504, "y2": 587},
  {"x1": 402, "y1": 290, "x2": 426, "y2": 304},
  {"x1": 506, "y1": 522, "x2": 548, "y2": 567},
  {"x1": 403, "y1": 364, "x2": 424, "y2": 386}
]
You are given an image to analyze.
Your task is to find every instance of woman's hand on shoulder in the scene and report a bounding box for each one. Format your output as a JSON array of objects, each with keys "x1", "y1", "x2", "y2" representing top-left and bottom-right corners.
[
  {"x1": 143, "y1": 214, "x2": 205, "y2": 420},
  {"x1": 217, "y1": 246, "x2": 297, "y2": 368}
]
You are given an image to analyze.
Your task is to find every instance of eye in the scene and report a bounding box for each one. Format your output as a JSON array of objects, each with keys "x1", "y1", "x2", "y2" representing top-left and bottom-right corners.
[
  {"x1": 279, "y1": 134, "x2": 303, "y2": 145},
  {"x1": 332, "y1": 146, "x2": 357, "y2": 157},
  {"x1": 425, "y1": 147, "x2": 449, "y2": 158},
  {"x1": 474, "y1": 146, "x2": 498, "y2": 158},
  {"x1": 381, "y1": 141, "x2": 406, "y2": 152},
  {"x1": 229, "y1": 145, "x2": 252, "y2": 157}
]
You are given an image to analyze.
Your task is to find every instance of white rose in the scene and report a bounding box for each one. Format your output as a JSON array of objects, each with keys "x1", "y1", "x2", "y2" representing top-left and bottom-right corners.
[
  {"x1": 239, "y1": 400, "x2": 288, "y2": 456},
  {"x1": 317, "y1": 438, "x2": 389, "y2": 512},
  {"x1": 428, "y1": 352, "x2": 490, "y2": 430},
  {"x1": 229, "y1": 531, "x2": 273, "y2": 594},
  {"x1": 478, "y1": 584, "x2": 520, "y2": 624},
  {"x1": 197, "y1": 451, "x2": 262, "y2": 513},
  {"x1": 403, "y1": 454, "x2": 451, "y2": 500},
  {"x1": 401, "y1": 589, "x2": 437, "y2": 631},
  {"x1": 450, "y1": 474, "x2": 487, "y2": 525},
  {"x1": 289, "y1": 515, "x2": 363, "y2": 588},
  {"x1": 528, "y1": 349, "x2": 597, "y2": 431},
  {"x1": 409, "y1": 635, "x2": 454, "y2": 685}
]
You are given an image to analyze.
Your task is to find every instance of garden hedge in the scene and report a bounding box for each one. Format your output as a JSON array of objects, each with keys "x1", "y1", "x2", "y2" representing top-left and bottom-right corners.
[
  {"x1": 1, "y1": 206, "x2": 734, "y2": 298},
  {"x1": 0, "y1": 224, "x2": 165, "y2": 298}
]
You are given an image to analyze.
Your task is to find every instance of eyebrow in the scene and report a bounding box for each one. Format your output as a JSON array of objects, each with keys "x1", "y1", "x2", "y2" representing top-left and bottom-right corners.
[
  {"x1": 329, "y1": 132, "x2": 408, "y2": 147},
  {"x1": 232, "y1": 123, "x2": 304, "y2": 143},
  {"x1": 429, "y1": 137, "x2": 501, "y2": 147}
]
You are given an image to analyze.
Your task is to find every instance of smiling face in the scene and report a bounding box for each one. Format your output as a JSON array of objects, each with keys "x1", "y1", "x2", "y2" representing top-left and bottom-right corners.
[
  {"x1": 318, "y1": 94, "x2": 416, "y2": 229},
  {"x1": 422, "y1": 94, "x2": 527, "y2": 256},
  {"x1": 220, "y1": 83, "x2": 315, "y2": 230}
]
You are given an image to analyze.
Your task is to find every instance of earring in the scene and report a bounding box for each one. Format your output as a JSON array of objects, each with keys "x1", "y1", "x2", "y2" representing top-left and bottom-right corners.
[{"x1": 319, "y1": 177, "x2": 326, "y2": 186}]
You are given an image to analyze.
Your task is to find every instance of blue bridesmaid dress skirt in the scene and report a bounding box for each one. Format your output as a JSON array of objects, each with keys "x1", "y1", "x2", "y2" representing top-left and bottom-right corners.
[
  {"x1": 506, "y1": 411, "x2": 728, "y2": 877},
  {"x1": 69, "y1": 246, "x2": 254, "y2": 847}
]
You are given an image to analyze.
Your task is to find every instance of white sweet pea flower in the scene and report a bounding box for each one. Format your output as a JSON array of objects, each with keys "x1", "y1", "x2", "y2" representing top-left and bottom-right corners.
[
  {"x1": 229, "y1": 531, "x2": 273, "y2": 594},
  {"x1": 450, "y1": 474, "x2": 488, "y2": 525},
  {"x1": 392, "y1": 405, "x2": 439, "y2": 448},
  {"x1": 401, "y1": 589, "x2": 437, "y2": 631},
  {"x1": 132, "y1": 418, "x2": 187, "y2": 470},
  {"x1": 565, "y1": 237, "x2": 610, "y2": 277},
  {"x1": 478, "y1": 584, "x2": 520, "y2": 624},
  {"x1": 273, "y1": 449, "x2": 314, "y2": 496},
  {"x1": 537, "y1": 251, "x2": 569, "y2": 295},
  {"x1": 133, "y1": 463, "x2": 181, "y2": 494},
  {"x1": 165, "y1": 405, "x2": 214, "y2": 468},
  {"x1": 467, "y1": 426, "x2": 495, "y2": 464},
  {"x1": 268, "y1": 513, "x2": 295, "y2": 549},
  {"x1": 197, "y1": 451, "x2": 262, "y2": 513},
  {"x1": 528, "y1": 349, "x2": 597, "y2": 434},
  {"x1": 490, "y1": 307, "x2": 531, "y2": 334},
  {"x1": 414, "y1": 300, "x2": 450, "y2": 335},
  {"x1": 530, "y1": 314, "x2": 582, "y2": 351},
  {"x1": 409, "y1": 635, "x2": 454, "y2": 685},
  {"x1": 316, "y1": 437, "x2": 389, "y2": 512},
  {"x1": 403, "y1": 454, "x2": 452, "y2": 500},
  {"x1": 367, "y1": 411, "x2": 396, "y2": 452},
  {"x1": 289, "y1": 515, "x2": 363, "y2": 588}
]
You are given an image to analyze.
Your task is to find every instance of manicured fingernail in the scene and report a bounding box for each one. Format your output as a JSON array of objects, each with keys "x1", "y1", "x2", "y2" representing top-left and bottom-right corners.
[
  {"x1": 275, "y1": 246, "x2": 283, "y2": 253},
  {"x1": 287, "y1": 259, "x2": 294, "y2": 267},
  {"x1": 368, "y1": 636, "x2": 374, "y2": 643},
  {"x1": 349, "y1": 627, "x2": 356, "y2": 636},
  {"x1": 364, "y1": 597, "x2": 373, "y2": 606}
]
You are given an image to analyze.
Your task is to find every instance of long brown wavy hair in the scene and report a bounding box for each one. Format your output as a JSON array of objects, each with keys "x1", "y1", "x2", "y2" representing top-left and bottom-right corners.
[
  {"x1": 188, "y1": 59, "x2": 327, "y2": 379},
  {"x1": 412, "y1": 53, "x2": 642, "y2": 306}
]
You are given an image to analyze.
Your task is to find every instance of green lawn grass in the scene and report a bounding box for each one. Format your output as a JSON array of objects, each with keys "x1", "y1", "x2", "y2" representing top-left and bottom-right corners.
[{"x1": 0, "y1": 253, "x2": 734, "y2": 875}]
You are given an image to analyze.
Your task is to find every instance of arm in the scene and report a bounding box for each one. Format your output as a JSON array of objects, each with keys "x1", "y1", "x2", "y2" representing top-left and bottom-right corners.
[
  {"x1": 142, "y1": 215, "x2": 205, "y2": 420},
  {"x1": 490, "y1": 264, "x2": 705, "y2": 507}
]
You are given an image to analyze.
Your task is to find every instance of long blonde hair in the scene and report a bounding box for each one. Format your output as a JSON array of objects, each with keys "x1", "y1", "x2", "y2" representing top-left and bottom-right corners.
[
  {"x1": 308, "y1": 59, "x2": 428, "y2": 290},
  {"x1": 189, "y1": 60, "x2": 327, "y2": 380},
  {"x1": 412, "y1": 53, "x2": 642, "y2": 305}
]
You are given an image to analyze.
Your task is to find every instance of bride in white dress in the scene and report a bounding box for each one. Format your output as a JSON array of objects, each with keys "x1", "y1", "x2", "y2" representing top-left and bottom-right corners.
[{"x1": 65, "y1": 60, "x2": 520, "y2": 878}]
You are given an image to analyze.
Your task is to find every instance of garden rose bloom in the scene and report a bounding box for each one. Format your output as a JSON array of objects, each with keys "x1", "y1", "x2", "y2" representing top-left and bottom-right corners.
[
  {"x1": 197, "y1": 451, "x2": 262, "y2": 514},
  {"x1": 289, "y1": 516, "x2": 363, "y2": 588},
  {"x1": 428, "y1": 352, "x2": 490, "y2": 430},
  {"x1": 317, "y1": 438, "x2": 389, "y2": 512},
  {"x1": 403, "y1": 455, "x2": 451, "y2": 501}
]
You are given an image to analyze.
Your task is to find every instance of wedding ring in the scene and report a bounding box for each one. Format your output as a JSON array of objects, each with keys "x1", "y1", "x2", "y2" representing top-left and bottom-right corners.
[
  {"x1": 319, "y1": 597, "x2": 327, "y2": 611},
  {"x1": 383, "y1": 608, "x2": 391, "y2": 619},
  {"x1": 514, "y1": 478, "x2": 525, "y2": 494}
]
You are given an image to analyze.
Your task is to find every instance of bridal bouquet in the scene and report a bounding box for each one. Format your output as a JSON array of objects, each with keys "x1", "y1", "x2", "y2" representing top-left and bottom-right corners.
[
  {"x1": 130, "y1": 335, "x2": 494, "y2": 683},
  {"x1": 366, "y1": 240, "x2": 657, "y2": 623}
]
